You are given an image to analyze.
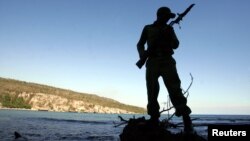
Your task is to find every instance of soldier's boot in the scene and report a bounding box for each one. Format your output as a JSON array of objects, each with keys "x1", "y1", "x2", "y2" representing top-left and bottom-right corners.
[{"x1": 183, "y1": 114, "x2": 194, "y2": 134}]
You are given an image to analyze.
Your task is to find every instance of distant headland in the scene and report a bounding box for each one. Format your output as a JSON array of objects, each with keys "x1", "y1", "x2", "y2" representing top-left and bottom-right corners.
[{"x1": 0, "y1": 77, "x2": 146, "y2": 114}]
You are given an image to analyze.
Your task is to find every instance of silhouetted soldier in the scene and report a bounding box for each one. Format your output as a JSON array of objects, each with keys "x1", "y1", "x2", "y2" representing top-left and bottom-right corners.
[{"x1": 137, "y1": 7, "x2": 193, "y2": 132}]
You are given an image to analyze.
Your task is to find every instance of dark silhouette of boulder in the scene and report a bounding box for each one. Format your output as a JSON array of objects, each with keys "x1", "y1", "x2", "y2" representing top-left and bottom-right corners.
[{"x1": 119, "y1": 117, "x2": 207, "y2": 141}]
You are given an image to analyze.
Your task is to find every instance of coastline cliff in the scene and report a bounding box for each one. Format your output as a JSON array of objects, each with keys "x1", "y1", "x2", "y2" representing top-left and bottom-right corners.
[{"x1": 0, "y1": 77, "x2": 145, "y2": 114}]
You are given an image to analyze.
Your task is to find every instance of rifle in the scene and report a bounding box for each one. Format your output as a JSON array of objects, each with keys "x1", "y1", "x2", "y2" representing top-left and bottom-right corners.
[{"x1": 136, "y1": 4, "x2": 195, "y2": 69}]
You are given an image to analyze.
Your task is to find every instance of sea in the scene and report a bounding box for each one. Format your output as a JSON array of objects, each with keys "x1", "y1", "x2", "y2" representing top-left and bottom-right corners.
[{"x1": 0, "y1": 109, "x2": 250, "y2": 141}]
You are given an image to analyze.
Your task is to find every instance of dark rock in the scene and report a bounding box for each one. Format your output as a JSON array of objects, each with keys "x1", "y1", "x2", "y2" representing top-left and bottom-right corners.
[{"x1": 119, "y1": 117, "x2": 207, "y2": 141}]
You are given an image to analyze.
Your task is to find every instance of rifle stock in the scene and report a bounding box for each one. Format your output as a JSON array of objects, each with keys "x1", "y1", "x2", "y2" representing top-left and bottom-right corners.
[
  {"x1": 136, "y1": 4, "x2": 195, "y2": 69},
  {"x1": 136, "y1": 56, "x2": 148, "y2": 69}
]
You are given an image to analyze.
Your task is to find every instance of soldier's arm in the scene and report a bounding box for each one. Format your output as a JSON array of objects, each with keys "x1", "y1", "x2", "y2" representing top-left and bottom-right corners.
[
  {"x1": 168, "y1": 26, "x2": 179, "y2": 49},
  {"x1": 137, "y1": 26, "x2": 147, "y2": 58}
]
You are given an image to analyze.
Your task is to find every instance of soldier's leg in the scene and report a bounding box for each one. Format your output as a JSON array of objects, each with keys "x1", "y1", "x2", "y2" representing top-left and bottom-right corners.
[
  {"x1": 146, "y1": 67, "x2": 160, "y2": 120},
  {"x1": 161, "y1": 64, "x2": 191, "y2": 117},
  {"x1": 162, "y1": 64, "x2": 193, "y2": 132}
]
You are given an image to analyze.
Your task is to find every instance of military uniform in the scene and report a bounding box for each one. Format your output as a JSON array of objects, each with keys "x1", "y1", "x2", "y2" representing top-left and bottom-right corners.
[{"x1": 137, "y1": 21, "x2": 191, "y2": 120}]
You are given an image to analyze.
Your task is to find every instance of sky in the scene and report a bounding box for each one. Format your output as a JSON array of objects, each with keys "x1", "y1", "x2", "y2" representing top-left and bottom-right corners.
[{"x1": 0, "y1": 0, "x2": 250, "y2": 115}]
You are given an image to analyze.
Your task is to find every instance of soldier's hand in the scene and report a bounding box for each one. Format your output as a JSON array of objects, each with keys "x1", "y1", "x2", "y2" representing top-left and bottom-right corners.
[{"x1": 166, "y1": 26, "x2": 174, "y2": 33}]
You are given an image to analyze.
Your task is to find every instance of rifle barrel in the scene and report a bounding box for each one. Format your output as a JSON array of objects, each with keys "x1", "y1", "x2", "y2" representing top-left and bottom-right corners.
[{"x1": 169, "y1": 4, "x2": 195, "y2": 27}]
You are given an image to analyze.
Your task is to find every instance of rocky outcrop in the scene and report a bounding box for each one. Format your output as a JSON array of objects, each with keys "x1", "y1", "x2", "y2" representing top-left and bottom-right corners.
[
  {"x1": 120, "y1": 117, "x2": 207, "y2": 141},
  {"x1": 17, "y1": 92, "x2": 134, "y2": 114}
]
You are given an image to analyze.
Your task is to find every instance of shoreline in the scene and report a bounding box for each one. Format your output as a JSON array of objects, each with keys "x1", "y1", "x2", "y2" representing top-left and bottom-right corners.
[
  {"x1": 0, "y1": 107, "x2": 141, "y2": 115},
  {"x1": 1, "y1": 108, "x2": 249, "y2": 116},
  {"x1": 0, "y1": 107, "x2": 36, "y2": 111}
]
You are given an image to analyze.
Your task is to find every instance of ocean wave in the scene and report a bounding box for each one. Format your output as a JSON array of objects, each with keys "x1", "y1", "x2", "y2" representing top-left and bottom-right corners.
[
  {"x1": 189, "y1": 115, "x2": 250, "y2": 124},
  {"x1": 29, "y1": 117, "x2": 110, "y2": 125},
  {"x1": 86, "y1": 135, "x2": 117, "y2": 141}
]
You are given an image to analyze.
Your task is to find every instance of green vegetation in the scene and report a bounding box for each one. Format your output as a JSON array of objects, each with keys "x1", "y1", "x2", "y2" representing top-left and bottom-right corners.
[
  {"x1": 0, "y1": 77, "x2": 146, "y2": 113},
  {"x1": 0, "y1": 93, "x2": 31, "y2": 109}
]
